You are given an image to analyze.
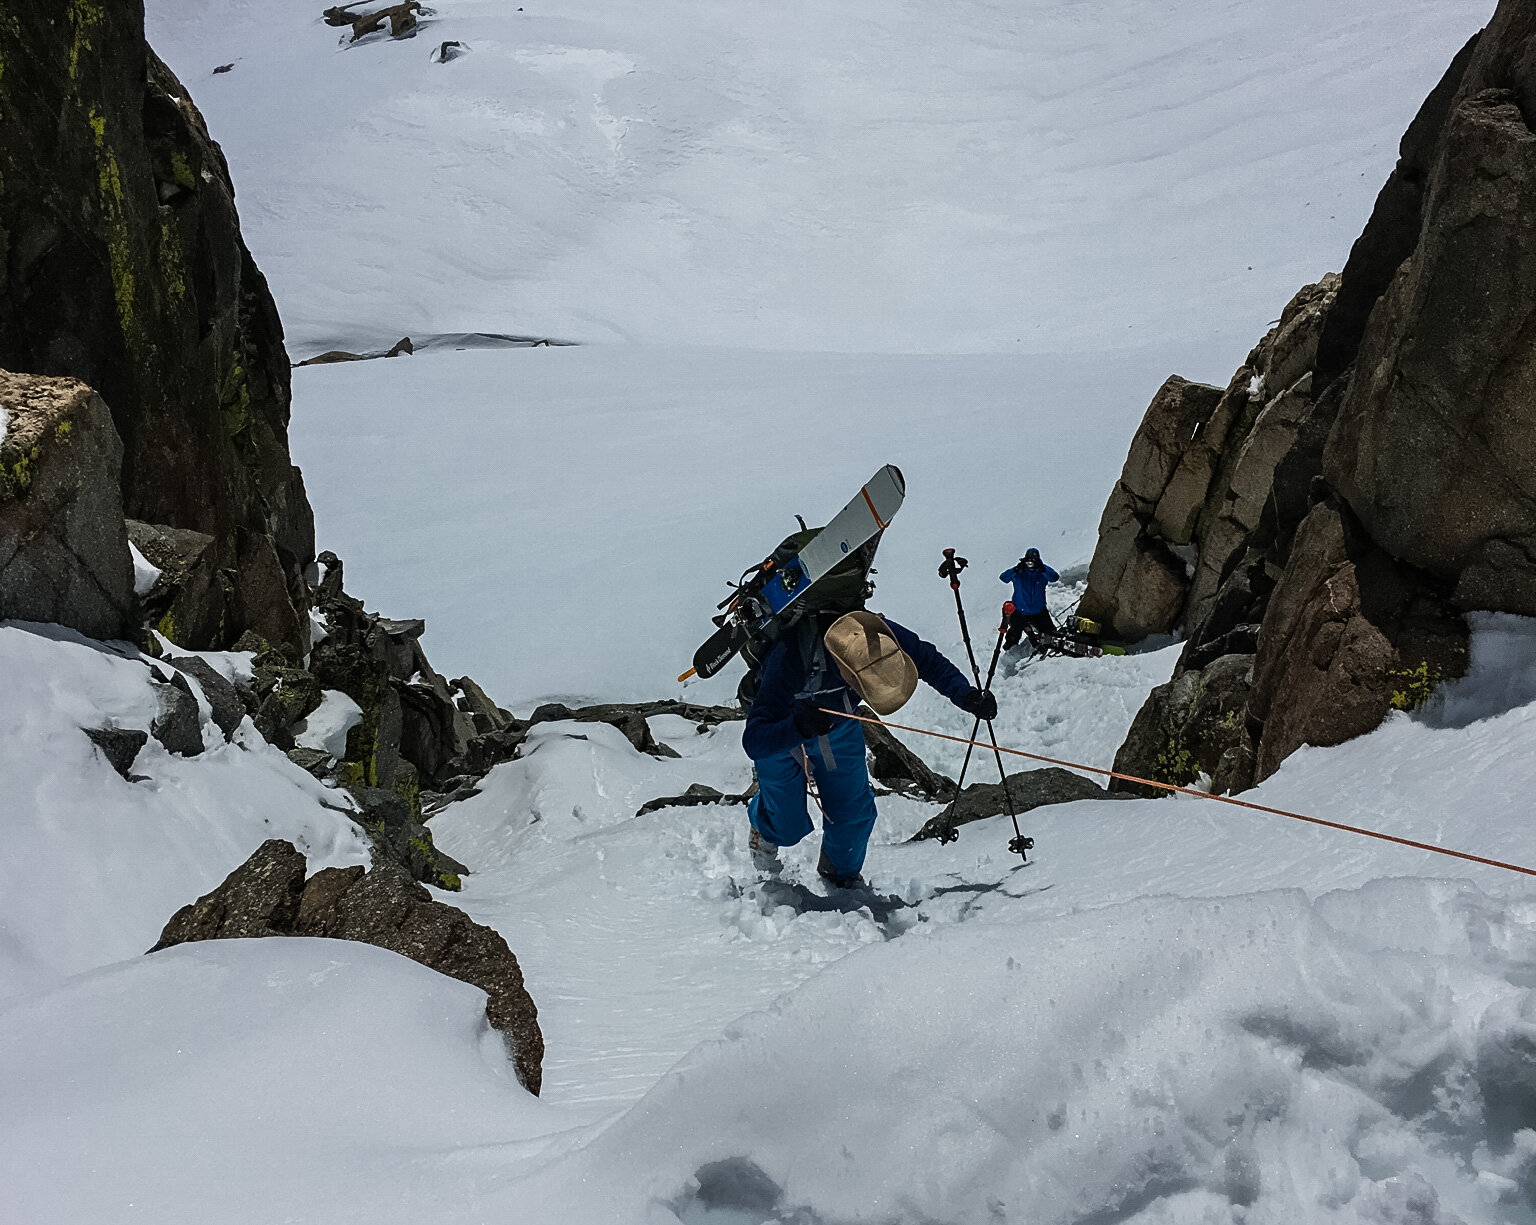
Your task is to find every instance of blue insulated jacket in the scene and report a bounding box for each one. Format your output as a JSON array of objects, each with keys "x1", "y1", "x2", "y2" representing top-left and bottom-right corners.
[
  {"x1": 743, "y1": 614, "x2": 974, "y2": 760},
  {"x1": 1000, "y1": 563, "x2": 1058, "y2": 614}
]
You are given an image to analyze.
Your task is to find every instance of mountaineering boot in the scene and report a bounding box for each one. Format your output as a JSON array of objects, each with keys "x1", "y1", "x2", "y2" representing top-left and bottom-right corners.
[
  {"x1": 817, "y1": 848, "x2": 865, "y2": 890},
  {"x1": 749, "y1": 827, "x2": 781, "y2": 874}
]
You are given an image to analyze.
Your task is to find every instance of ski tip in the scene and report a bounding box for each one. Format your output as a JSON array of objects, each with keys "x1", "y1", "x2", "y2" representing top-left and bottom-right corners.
[
  {"x1": 678, "y1": 667, "x2": 698, "y2": 683},
  {"x1": 882, "y1": 464, "x2": 905, "y2": 496}
]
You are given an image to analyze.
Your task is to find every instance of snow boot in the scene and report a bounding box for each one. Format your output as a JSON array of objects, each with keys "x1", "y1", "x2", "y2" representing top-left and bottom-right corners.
[
  {"x1": 817, "y1": 849, "x2": 865, "y2": 890},
  {"x1": 749, "y1": 827, "x2": 781, "y2": 873}
]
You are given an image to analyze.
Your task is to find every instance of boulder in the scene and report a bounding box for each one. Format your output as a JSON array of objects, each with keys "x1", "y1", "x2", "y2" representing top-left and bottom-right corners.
[
  {"x1": 529, "y1": 702, "x2": 682, "y2": 758},
  {"x1": 128, "y1": 520, "x2": 233, "y2": 648},
  {"x1": 150, "y1": 839, "x2": 544, "y2": 1094},
  {"x1": 452, "y1": 675, "x2": 518, "y2": 734},
  {"x1": 636, "y1": 783, "x2": 753, "y2": 816},
  {"x1": 861, "y1": 711, "x2": 955, "y2": 800},
  {"x1": 150, "y1": 670, "x2": 205, "y2": 757},
  {"x1": 152, "y1": 839, "x2": 307, "y2": 944},
  {"x1": 1078, "y1": 487, "x2": 1192, "y2": 642},
  {"x1": 1248, "y1": 502, "x2": 1467, "y2": 783},
  {"x1": 0, "y1": 8, "x2": 315, "y2": 655},
  {"x1": 82, "y1": 726, "x2": 149, "y2": 779},
  {"x1": 162, "y1": 654, "x2": 245, "y2": 740},
  {"x1": 912, "y1": 767, "x2": 1117, "y2": 841},
  {"x1": 396, "y1": 674, "x2": 475, "y2": 783},
  {"x1": 298, "y1": 862, "x2": 541, "y2": 1094},
  {"x1": 0, "y1": 372, "x2": 134, "y2": 638},
  {"x1": 1118, "y1": 376, "x2": 1226, "y2": 512}
]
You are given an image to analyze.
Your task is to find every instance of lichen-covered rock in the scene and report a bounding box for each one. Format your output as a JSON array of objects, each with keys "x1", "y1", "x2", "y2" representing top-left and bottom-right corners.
[
  {"x1": 151, "y1": 839, "x2": 307, "y2": 946},
  {"x1": 348, "y1": 784, "x2": 468, "y2": 891},
  {"x1": 0, "y1": 6, "x2": 314, "y2": 654},
  {"x1": 0, "y1": 371, "x2": 133, "y2": 638},
  {"x1": 1110, "y1": 653, "x2": 1256, "y2": 798},
  {"x1": 149, "y1": 840, "x2": 544, "y2": 1094},
  {"x1": 128, "y1": 520, "x2": 232, "y2": 648},
  {"x1": 251, "y1": 664, "x2": 323, "y2": 750}
]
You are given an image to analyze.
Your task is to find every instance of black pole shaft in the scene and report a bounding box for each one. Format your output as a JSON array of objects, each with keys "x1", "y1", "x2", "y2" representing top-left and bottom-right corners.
[
  {"x1": 949, "y1": 584, "x2": 983, "y2": 688},
  {"x1": 935, "y1": 716, "x2": 982, "y2": 839},
  {"x1": 940, "y1": 553, "x2": 1024, "y2": 857},
  {"x1": 980, "y1": 620, "x2": 1023, "y2": 845}
]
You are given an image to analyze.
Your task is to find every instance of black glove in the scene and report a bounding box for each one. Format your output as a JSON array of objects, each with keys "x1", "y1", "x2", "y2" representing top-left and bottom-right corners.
[
  {"x1": 794, "y1": 705, "x2": 834, "y2": 739},
  {"x1": 961, "y1": 688, "x2": 998, "y2": 721}
]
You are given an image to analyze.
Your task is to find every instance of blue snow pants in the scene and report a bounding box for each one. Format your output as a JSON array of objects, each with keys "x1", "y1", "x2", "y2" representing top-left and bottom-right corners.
[{"x1": 747, "y1": 717, "x2": 878, "y2": 879}]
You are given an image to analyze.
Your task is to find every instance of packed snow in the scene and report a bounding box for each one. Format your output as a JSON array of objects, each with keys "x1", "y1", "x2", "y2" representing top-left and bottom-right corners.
[
  {"x1": 6, "y1": 612, "x2": 1536, "y2": 1222},
  {"x1": 128, "y1": 541, "x2": 162, "y2": 597},
  {"x1": 9, "y1": 0, "x2": 1533, "y2": 1222},
  {"x1": 0, "y1": 623, "x2": 369, "y2": 1002}
]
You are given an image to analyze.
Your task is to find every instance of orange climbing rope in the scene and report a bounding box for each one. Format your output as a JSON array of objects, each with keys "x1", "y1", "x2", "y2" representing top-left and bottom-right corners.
[{"x1": 822, "y1": 707, "x2": 1536, "y2": 880}]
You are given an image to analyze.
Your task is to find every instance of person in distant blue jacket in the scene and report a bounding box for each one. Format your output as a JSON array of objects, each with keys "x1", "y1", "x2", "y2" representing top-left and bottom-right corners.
[
  {"x1": 744, "y1": 610, "x2": 992, "y2": 888},
  {"x1": 1000, "y1": 548, "x2": 1059, "y2": 650}
]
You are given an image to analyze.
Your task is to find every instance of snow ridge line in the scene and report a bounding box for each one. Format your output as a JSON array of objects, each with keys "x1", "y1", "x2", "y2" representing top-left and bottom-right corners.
[{"x1": 825, "y1": 708, "x2": 1536, "y2": 880}]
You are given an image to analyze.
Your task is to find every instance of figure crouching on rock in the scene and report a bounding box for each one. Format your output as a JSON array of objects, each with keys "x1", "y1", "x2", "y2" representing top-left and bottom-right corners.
[{"x1": 1000, "y1": 548, "x2": 1059, "y2": 652}]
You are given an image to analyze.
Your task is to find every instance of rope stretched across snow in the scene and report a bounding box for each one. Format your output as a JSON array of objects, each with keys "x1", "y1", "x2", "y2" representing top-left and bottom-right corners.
[{"x1": 823, "y1": 707, "x2": 1536, "y2": 880}]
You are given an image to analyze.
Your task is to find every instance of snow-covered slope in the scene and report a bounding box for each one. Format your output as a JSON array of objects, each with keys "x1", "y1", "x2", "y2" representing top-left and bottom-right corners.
[
  {"x1": 286, "y1": 344, "x2": 1202, "y2": 705},
  {"x1": 144, "y1": 0, "x2": 1491, "y2": 358},
  {"x1": 0, "y1": 624, "x2": 369, "y2": 1002},
  {"x1": 6, "y1": 614, "x2": 1536, "y2": 1222}
]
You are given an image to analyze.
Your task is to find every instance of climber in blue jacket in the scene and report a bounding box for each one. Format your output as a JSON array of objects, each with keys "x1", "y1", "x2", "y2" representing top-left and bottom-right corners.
[
  {"x1": 1000, "y1": 548, "x2": 1059, "y2": 650},
  {"x1": 743, "y1": 610, "x2": 991, "y2": 888}
]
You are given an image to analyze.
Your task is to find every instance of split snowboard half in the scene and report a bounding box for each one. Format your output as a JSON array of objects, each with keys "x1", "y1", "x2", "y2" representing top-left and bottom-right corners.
[{"x1": 686, "y1": 464, "x2": 905, "y2": 681}]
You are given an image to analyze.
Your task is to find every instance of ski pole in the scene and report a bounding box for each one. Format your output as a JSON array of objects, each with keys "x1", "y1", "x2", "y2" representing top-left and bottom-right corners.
[
  {"x1": 937, "y1": 550, "x2": 1028, "y2": 860},
  {"x1": 931, "y1": 605, "x2": 1008, "y2": 846},
  {"x1": 982, "y1": 605, "x2": 1032, "y2": 859}
]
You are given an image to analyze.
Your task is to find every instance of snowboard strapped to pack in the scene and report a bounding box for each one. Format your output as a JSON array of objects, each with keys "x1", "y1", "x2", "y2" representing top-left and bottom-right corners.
[{"x1": 681, "y1": 465, "x2": 906, "y2": 700}]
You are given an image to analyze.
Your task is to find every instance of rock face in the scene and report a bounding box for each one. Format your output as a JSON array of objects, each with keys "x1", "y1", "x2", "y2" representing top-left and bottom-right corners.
[
  {"x1": 0, "y1": 3, "x2": 314, "y2": 654},
  {"x1": 152, "y1": 839, "x2": 544, "y2": 1095},
  {"x1": 1080, "y1": 1, "x2": 1536, "y2": 791},
  {"x1": 1080, "y1": 277, "x2": 1342, "y2": 647},
  {"x1": 0, "y1": 371, "x2": 134, "y2": 637},
  {"x1": 1079, "y1": 376, "x2": 1225, "y2": 642},
  {"x1": 1326, "y1": 78, "x2": 1536, "y2": 616}
]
